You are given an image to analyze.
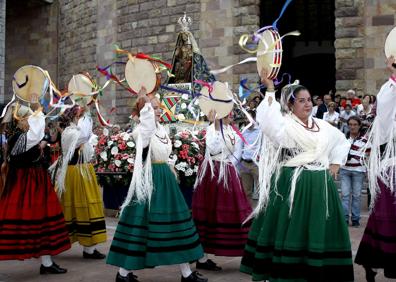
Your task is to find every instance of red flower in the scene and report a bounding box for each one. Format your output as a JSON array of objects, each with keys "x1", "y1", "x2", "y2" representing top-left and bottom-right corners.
[
  {"x1": 182, "y1": 144, "x2": 190, "y2": 150},
  {"x1": 179, "y1": 150, "x2": 188, "y2": 159},
  {"x1": 118, "y1": 142, "x2": 127, "y2": 150}
]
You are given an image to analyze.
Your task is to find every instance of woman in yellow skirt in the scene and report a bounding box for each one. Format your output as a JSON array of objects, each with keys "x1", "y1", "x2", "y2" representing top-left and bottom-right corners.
[{"x1": 51, "y1": 105, "x2": 107, "y2": 259}]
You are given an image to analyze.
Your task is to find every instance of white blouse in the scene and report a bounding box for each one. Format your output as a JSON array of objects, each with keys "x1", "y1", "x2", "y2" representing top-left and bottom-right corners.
[
  {"x1": 256, "y1": 91, "x2": 350, "y2": 168},
  {"x1": 132, "y1": 103, "x2": 172, "y2": 162},
  {"x1": 205, "y1": 123, "x2": 238, "y2": 163}
]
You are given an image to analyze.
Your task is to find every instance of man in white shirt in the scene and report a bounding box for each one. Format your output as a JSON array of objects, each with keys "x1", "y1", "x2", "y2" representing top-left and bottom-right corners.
[{"x1": 234, "y1": 111, "x2": 260, "y2": 201}]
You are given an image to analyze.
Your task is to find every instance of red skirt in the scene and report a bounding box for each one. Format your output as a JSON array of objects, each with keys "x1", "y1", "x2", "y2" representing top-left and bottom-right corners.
[
  {"x1": 192, "y1": 161, "x2": 252, "y2": 256},
  {"x1": 0, "y1": 166, "x2": 71, "y2": 260}
]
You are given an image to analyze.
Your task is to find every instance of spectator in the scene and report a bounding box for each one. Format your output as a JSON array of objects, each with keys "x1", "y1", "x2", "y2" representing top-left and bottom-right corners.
[
  {"x1": 323, "y1": 102, "x2": 340, "y2": 127},
  {"x1": 311, "y1": 95, "x2": 320, "y2": 117},
  {"x1": 357, "y1": 95, "x2": 374, "y2": 134},
  {"x1": 342, "y1": 89, "x2": 361, "y2": 108},
  {"x1": 316, "y1": 94, "x2": 332, "y2": 119},
  {"x1": 339, "y1": 104, "x2": 356, "y2": 135},
  {"x1": 235, "y1": 111, "x2": 260, "y2": 202},
  {"x1": 340, "y1": 116, "x2": 368, "y2": 227}
]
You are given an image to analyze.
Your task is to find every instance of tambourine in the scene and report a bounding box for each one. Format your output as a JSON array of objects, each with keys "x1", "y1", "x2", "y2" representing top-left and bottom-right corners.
[
  {"x1": 12, "y1": 65, "x2": 49, "y2": 103},
  {"x1": 199, "y1": 81, "x2": 234, "y2": 119},
  {"x1": 385, "y1": 26, "x2": 396, "y2": 59},
  {"x1": 256, "y1": 28, "x2": 283, "y2": 80},
  {"x1": 67, "y1": 73, "x2": 96, "y2": 107},
  {"x1": 125, "y1": 57, "x2": 161, "y2": 94}
]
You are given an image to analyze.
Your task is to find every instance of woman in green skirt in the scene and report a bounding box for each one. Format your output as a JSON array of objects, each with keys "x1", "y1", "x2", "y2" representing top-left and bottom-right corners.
[
  {"x1": 106, "y1": 88, "x2": 207, "y2": 282},
  {"x1": 240, "y1": 70, "x2": 354, "y2": 282}
]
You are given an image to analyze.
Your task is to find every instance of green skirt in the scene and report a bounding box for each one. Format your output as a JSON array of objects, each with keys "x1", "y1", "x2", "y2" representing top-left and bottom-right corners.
[
  {"x1": 240, "y1": 167, "x2": 354, "y2": 282},
  {"x1": 106, "y1": 163, "x2": 204, "y2": 270}
]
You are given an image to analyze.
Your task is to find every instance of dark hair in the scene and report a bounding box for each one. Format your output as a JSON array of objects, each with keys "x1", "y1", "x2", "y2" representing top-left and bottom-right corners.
[
  {"x1": 362, "y1": 94, "x2": 371, "y2": 101},
  {"x1": 247, "y1": 110, "x2": 256, "y2": 120},
  {"x1": 59, "y1": 105, "x2": 80, "y2": 127},
  {"x1": 370, "y1": 95, "x2": 376, "y2": 104},
  {"x1": 347, "y1": 115, "x2": 362, "y2": 126},
  {"x1": 345, "y1": 104, "x2": 352, "y2": 109},
  {"x1": 289, "y1": 85, "x2": 308, "y2": 104}
]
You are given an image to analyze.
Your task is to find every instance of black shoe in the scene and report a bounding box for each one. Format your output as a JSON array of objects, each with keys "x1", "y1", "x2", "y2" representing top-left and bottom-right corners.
[
  {"x1": 352, "y1": 221, "x2": 360, "y2": 227},
  {"x1": 196, "y1": 259, "x2": 222, "y2": 271},
  {"x1": 364, "y1": 266, "x2": 377, "y2": 282},
  {"x1": 83, "y1": 249, "x2": 106, "y2": 259},
  {"x1": 116, "y1": 272, "x2": 139, "y2": 282},
  {"x1": 40, "y1": 263, "x2": 67, "y2": 274},
  {"x1": 181, "y1": 271, "x2": 208, "y2": 282}
]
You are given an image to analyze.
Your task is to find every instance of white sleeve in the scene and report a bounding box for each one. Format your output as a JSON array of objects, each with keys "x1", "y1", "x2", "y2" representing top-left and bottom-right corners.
[
  {"x1": 234, "y1": 135, "x2": 243, "y2": 162},
  {"x1": 256, "y1": 91, "x2": 286, "y2": 146},
  {"x1": 26, "y1": 113, "x2": 46, "y2": 151},
  {"x1": 205, "y1": 125, "x2": 225, "y2": 156},
  {"x1": 376, "y1": 78, "x2": 396, "y2": 144},
  {"x1": 136, "y1": 103, "x2": 156, "y2": 148},
  {"x1": 328, "y1": 124, "x2": 351, "y2": 165},
  {"x1": 76, "y1": 115, "x2": 93, "y2": 146}
]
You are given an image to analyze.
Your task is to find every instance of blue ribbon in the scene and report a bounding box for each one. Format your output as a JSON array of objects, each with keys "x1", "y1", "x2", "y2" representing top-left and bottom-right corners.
[{"x1": 272, "y1": 0, "x2": 294, "y2": 29}]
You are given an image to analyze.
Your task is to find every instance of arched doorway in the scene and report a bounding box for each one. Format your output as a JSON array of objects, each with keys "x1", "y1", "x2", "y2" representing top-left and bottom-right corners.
[{"x1": 260, "y1": 0, "x2": 335, "y2": 96}]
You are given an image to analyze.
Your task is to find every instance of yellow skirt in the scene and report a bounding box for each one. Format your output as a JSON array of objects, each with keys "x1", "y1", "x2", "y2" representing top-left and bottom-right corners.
[{"x1": 61, "y1": 163, "x2": 107, "y2": 246}]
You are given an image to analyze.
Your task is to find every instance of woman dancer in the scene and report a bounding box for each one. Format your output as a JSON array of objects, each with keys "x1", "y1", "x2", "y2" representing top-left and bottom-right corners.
[
  {"x1": 0, "y1": 104, "x2": 70, "y2": 274},
  {"x1": 107, "y1": 88, "x2": 207, "y2": 282},
  {"x1": 240, "y1": 70, "x2": 354, "y2": 282}
]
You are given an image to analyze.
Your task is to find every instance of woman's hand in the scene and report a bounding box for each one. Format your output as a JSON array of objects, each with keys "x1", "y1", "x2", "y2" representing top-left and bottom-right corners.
[
  {"x1": 260, "y1": 69, "x2": 275, "y2": 90},
  {"x1": 386, "y1": 56, "x2": 396, "y2": 76},
  {"x1": 329, "y1": 164, "x2": 340, "y2": 180},
  {"x1": 137, "y1": 86, "x2": 149, "y2": 103}
]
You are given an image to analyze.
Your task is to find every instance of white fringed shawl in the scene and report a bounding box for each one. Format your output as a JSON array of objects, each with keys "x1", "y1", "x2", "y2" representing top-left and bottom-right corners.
[
  {"x1": 361, "y1": 78, "x2": 396, "y2": 209},
  {"x1": 252, "y1": 94, "x2": 349, "y2": 218}
]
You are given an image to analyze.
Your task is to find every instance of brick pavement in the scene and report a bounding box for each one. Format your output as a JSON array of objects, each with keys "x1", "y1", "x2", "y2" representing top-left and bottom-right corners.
[{"x1": 0, "y1": 200, "x2": 392, "y2": 282}]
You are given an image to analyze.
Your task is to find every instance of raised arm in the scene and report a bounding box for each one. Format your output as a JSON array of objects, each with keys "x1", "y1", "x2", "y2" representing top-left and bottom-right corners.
[
  {"x1": 376, "y1": 58, "x2": 396, "y2": 144},
  {"x1": 76, "y1": 114, "x2": 93, "y2": 146},
  {"x1": 26, "y1": 112, "x2": 46, "y2": 151}
]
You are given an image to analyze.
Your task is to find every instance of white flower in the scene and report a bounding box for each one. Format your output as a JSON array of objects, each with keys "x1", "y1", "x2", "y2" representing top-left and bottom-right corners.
[
  {"x1": 103, "y1": 128, "x2": 109, "y2": 136},
  {"x1": 127, "y1": 158, "x2": 134, "y2": 164},
  {"x1": 90, "y1": 134, "x2": 98, "y2": 146},
  {"x1": 107, "y1": 140, "x2": 113, "y2": 146},
  {"x1": 127, "y1": 141, "x2": 135, "y2": 148},
  {"x1": 194, "y1": 99, "x2": 199, "y2": 105},
  {"x1": 191, "y1": 142, "x2": 199, "y2": 150},
  {"x1": 100, "y1": 151, "x2": 107, "y2": 161},
  {"x1": 155, "y1": 93, "x2": 161, "y2": 100},
  {"x1": 181, "y1": 94, "x2": 189, "y2": 100},
  {"x1": 111, "y1": 146, "x2": 119, "y2": 155},
  {"x1": 194, "y1": 165, "x2": 199, "y2": 172},
  {"x1": 185, "y1": 168, "x2": 194, "y2": 176},
  {"x1": 120, "y1": 132, "x2": 130, "y2": 141},
  {"x1": 114, "y1": 160, "x2": 122, "y2": 167},
  {"x1": 174, "y1": 140, "x2": 182, "y2": 148},
  {"x1": 172, "y1": 154, "x2": 177, "y2": 161},
  {"x1": 177, "y1": 114, "x2": 185, "y2": 121},
  {"x1": 200, "y1": 111, "x2": 205, "y2": 117},
  {"x1": 181, "y1": 103, "x2": 187, "y2": 109}
]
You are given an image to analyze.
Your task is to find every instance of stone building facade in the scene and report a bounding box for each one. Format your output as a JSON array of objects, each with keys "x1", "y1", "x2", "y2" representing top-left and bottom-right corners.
[{"x1": 0, "y1": 0, "x2": 395, "y2": 121}]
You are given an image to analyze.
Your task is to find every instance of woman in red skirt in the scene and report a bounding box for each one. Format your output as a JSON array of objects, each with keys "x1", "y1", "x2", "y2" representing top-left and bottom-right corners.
[
  {"x1": 0, "y1": 105, "x2": 71, "y2": 274},
  {"x1": 192, "y1": 110, "x2": 252, "y2": 271}
]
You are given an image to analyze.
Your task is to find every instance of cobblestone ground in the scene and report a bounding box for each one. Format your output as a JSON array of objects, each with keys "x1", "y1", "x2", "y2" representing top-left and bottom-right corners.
[{"x1": 0, "y1": 203, "x2": 392, "y2": 282}]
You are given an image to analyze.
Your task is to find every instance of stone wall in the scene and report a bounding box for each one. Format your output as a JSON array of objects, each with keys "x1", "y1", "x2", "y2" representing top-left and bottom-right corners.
[
  {"x1": 334, "y1": 0, "x2": 365, "y2": 96},
  {"x1": 363, "y1": 0, "x2": 396, "y2": 95},
  {"x1": 0, "y1": 0, "x2": 5, "y2": 104},
  {"x1": 58, "y1": 0, "x2": 98, "y2": 88},
  {"x1": 335, "y1": 0, "x2": 396, "y2": 96},
  {"x1": 5, "y1": 1, "x2": 58, "y2": 101}
]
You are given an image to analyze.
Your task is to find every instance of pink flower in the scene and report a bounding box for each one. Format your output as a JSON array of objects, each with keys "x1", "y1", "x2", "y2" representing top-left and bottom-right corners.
[
  {"x1": 118, "y1": 142, "x2": 127, "y2": 150},
  {"x1": 182, "y1": 144, "x2": 190, "y2": 150}
]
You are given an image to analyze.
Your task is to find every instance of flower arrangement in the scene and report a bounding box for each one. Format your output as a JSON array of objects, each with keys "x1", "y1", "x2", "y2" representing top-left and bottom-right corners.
[
  {"x1": 94, "y1": 128, "x2": 136, "y2": 174},
  {"x1": 171, "y1": 129, "x2": 206, "y2": 187},
  {"x1": 175, "y1": 94, "x2": 204, "y2": 122}
]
